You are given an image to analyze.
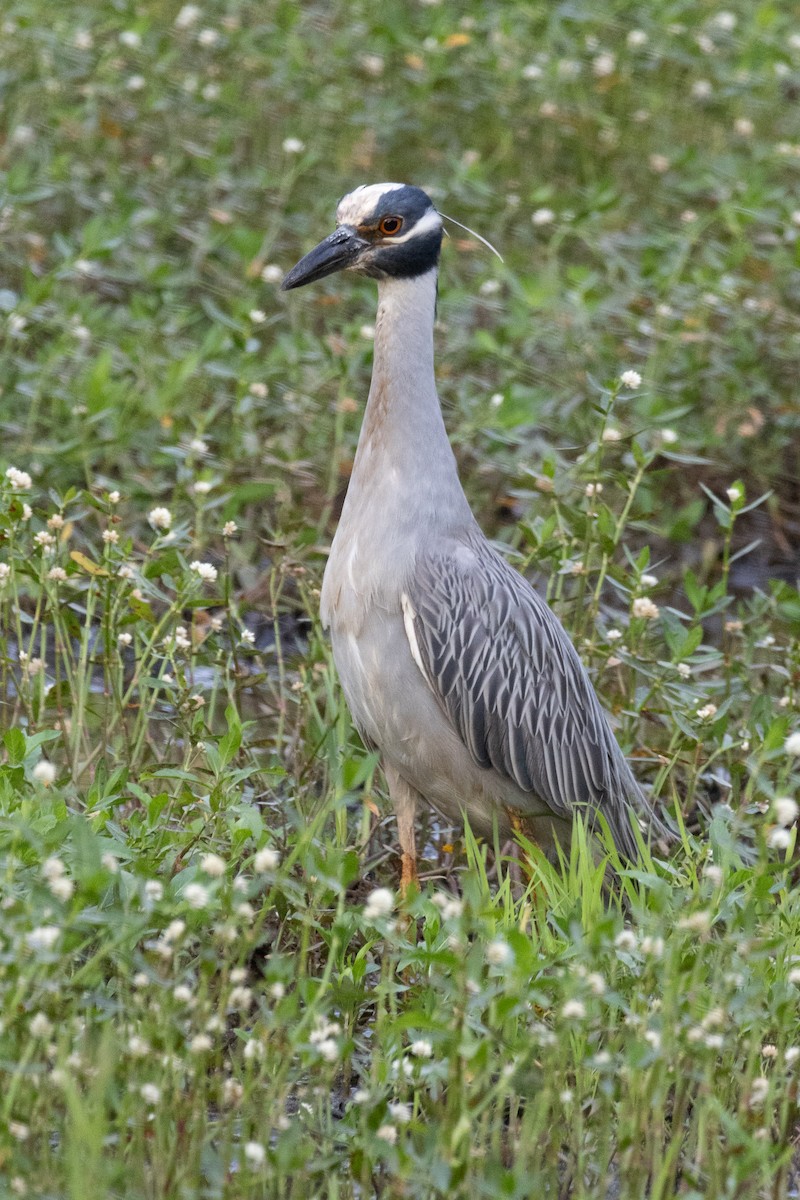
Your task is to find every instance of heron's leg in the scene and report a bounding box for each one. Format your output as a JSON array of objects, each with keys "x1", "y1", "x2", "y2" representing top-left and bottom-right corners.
[{"x1": 385, "y1": 763, "x2": 420, "y2": 895}]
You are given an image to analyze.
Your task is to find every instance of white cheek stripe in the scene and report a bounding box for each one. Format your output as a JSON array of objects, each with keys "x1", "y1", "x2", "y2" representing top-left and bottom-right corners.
[{"x1": 383, "y1": 207, "x2": 442, "y2": 244}]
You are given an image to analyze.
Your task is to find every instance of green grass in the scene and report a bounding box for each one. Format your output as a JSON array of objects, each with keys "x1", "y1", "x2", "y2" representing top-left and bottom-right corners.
[{"x1": 2, "y1": 0, "x2": 800, "y2": 1196}]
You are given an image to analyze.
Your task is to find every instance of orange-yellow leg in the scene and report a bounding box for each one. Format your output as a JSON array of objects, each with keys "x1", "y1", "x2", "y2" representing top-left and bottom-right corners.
[{"x1": 386, "y1": 764, "x2": 419, "y2": 897}]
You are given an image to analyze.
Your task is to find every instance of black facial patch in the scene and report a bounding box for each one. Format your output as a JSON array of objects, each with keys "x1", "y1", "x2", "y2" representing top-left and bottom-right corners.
[
  {"x1": 366, "y1": 184, "x2": 434, "y2": 227},
  {"x1": 364, "y1": 229, "x2": 443, "y2": 280}
]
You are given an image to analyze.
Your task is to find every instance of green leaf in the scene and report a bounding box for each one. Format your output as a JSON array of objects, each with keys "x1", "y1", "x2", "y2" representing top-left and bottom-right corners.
[{"x1": 3, "y1": 727, "x2": 26, "y2": 765}]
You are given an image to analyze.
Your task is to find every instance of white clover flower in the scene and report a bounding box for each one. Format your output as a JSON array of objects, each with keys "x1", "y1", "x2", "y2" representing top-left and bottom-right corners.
[
  {"x1": 117, "y1": 632, "x2": 133, "y2": 648},
  {"x1": 132, "y1": 971, "x2": 149, "y2": 988},
  {"x1": 561, "y1": 999, "x2": 586, "y2": 1020},
  {"x1": 388, "y1": 1101, "x2": 411, "y2": 1123},
  {"x1": 784, "y1": 732, "x2": 800, "y2": 756},
  {"x1": 586, "y1": 972, "x2": 606, "y2": 995},
  {"x1": 640, "y1": 935, "x2": 664, "y2": 958},
  {"x1": 144, "y1": 880, "x2": 164, "y2": 904},
  {"x1": 678, "y1": 910, "x2": 711, "y2": 933},
  {"x1": 269, "y1": 982, "x2": 285, "y2": 1000},
  {"x1": 175, "y1": 4, "x2": 201, "y2": 28},
  {"x1": 734, "y1": 117, "x2": 754, "y2": 137},
  {"x1": 0, "y1": 563, "x2": 10, "y2": 586},
  {"x1": 228, "y1": 986, "x2": 254, "y2": 1011},
  {"x1": 243, "y1": 1037, "x2": 265, "y2": 1061},
  {"x1": 627, "y1": 29, "x2": 648, "y2": 47},
  {"x1": 364, "y1": 887, "x2": 395, "y2": 921},
  {"x1": 222, "y1": 1077, "x2": 244, "y2": 1105},
  {"x1": 486, "y1": 938, "x2": 512, "y2": 966},
  {"x1": 192, "y1": 480, "x2": 213, "y2": 495},
  {"x1": 748, "y1": 1077, "x2": 769, "y2": 1109},
  {"x1": 640, "y1": 573, "x2": 658, "y2": 588},
  {"x1": 249, "y1": 381, "x2": 269, "y2": 398},
  {"x1": 359, "y1": 52, "x2": 385, "y2": 76},
  {"x1": 261, "y1": 264, "x2": 283, "y2": 283},
  {"x1": 696, "y1": 704, "x2": 718, "y2": 721},
  {"x1": 244, "y1": 1141, "x2": 266, "y2": 1167},
  {"x1": 6, "y1": 467, "x2": 32, "y2": 490},
  {"x1": 9, "y1": 1122, "x2": 29, "y2": 1142},
  {"x1": 101, "y1": 852, "x2": 119, "y2": 874},
  {"x1": 127, "y1": 1035, "x2": 150, "y2": 1057},
  {"x1": 248, "y1": 309, "x2": 266, "y2": 325},
  {"x1": 222, "y1": 520, "x2": 238, "y2": 536},
  {"x1": 140, "y1": 1083, "x2": 161, "y2": 1105},
  {"x1": 649, "y1": 153, "x2": 670, "y2": 173},
  {"x1": 410, "y1": 1038, "x2": 433, "y2": 1058},
  {"x1": 774, "y1": 797, "x2": 799, "y2": 826},
  {"x1": 430, "y1": 891, "x2": 462, "y2": 920},
  {"x1": 49, "y1": 876, "x2": 74, "y2": 902},
  {"x1": 676, "y1": 662, "x2": 692, "y2": 679},
  {"x1": 183, "y1": 882, "x2": 210, "y2": 909},
  {"x1": 531, "y1": 207, "x2": 555, "y2": 226},
  {"x1": 632, "y1": 597, "x2": 659, "y2": 620},
  {"x1": 21, "y1": 503, "x2": 32, "y2": 521},
  {"x1": 46, "y1": 566, "x2": 67, "y2": 583},
  {"x1": 620, "y1": 369, "x2": 642, "y2": 389},
  {"x1": 767, "y1": 827, "x2": 792, "y2": 851},
  {"x1": 119, "y1": 30, "x2": 142, "y2": 47},
  {"x1": 253, "y1": 845, "x2": 279, "y2": 872},
  {"x1": 148, "y1": 506, "x2": 172, "y2": 531},
  {"x1": 282, "y1": 137, "x2": 305, "y2": 154},
  {"x1": 602, "y1": 427, "x2": 622, "y2": 443},
  {"x1": 241, "y1": 628, "x2": 255, "y2": 644},
  {"x1": 692, "y1": 79, "x2": 713, "y2": 98},
  {"x1": 32, "y1": 760, "x2": 56, "y2": 787},
  {"x1": 376, "y1": 1124, "x2": 398, "y2": 1144},
  {"x1": 127, "y1": 74, "x2": 145, "y2": 91},
  {"x1": 317, "y1": 1037, "x2": 339, "y2": 1062},
  {"x1": 592, "y1": 52, "x2": 616, "y2": 76},
  {"x1": 190, "y1": 561, "x2": 218, "y2": 583},
  {"x1": 200, "y1": 852, "x2": 226, "y2": 878},
  {"x1": 30, "y1": 1012, "x2": 54, "y2": 1038},
  {"x1": 605, "y1": 628, "x2": 622, "y2": 642},
  {"x1": 27, "y1": 925, "x2": 60, "y2": 951},
  {"x1": 102, "y1": 528, "x2": 119, "y2": 544},
  {"x1": 190, "y1": 1033, "x2": 213, "y2": 1054},
  {"x1": 43, "y1": 858, "x2": 66, "y2": 882},
  {"x1": 197, "y1": 27, "x2": 220, "y2": 46}
]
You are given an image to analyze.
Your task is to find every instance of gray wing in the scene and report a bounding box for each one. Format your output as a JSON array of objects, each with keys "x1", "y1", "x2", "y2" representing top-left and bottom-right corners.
[{"x1": 407, "y1": 536, "x2": 656, "y2": 856}]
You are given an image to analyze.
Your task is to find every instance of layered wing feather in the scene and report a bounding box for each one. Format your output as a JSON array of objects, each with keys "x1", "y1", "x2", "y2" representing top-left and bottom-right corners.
[{"x1": 407, "y1": 536, "x2": 658, "y2": 856}]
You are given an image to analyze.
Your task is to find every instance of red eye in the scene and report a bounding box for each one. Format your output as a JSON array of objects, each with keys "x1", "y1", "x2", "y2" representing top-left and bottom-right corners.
[{"x1": 378, "y1": 215, "x2": 403, "y2": 236}]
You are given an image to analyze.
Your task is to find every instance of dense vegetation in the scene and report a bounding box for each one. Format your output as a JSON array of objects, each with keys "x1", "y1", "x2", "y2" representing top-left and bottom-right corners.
[{"x1": 2, "y1": 1, "x2": 800, "y2": 1196}]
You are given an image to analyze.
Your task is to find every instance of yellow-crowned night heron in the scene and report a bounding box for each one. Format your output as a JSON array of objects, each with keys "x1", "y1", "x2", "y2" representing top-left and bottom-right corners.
[{"x1": 283, "y1": 182, "x2": 669, "y2": 887}]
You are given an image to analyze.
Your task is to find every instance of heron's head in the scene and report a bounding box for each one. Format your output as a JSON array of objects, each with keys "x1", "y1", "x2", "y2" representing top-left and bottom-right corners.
[{"x1": 281, "y1": 183, "x2": 443, "y2": 291}]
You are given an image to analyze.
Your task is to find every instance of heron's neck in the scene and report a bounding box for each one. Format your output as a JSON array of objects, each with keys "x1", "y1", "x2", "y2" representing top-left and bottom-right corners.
[{"x1": 350, "y1": 269, "x2": 468, "y2": 516}]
